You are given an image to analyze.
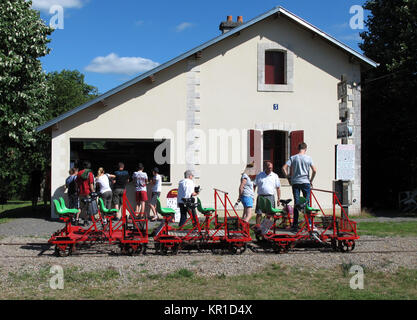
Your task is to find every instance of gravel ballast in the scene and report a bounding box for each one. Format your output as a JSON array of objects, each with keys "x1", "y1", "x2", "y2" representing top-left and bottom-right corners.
[{"x1": 0, "y1": 235, "x2": 415, "y2": 277}]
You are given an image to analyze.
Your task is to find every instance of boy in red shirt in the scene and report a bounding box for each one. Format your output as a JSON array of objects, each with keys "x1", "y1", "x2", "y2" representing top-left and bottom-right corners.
[{"x1": 77, "y1": 161, "x2": 95, "y2": 222}]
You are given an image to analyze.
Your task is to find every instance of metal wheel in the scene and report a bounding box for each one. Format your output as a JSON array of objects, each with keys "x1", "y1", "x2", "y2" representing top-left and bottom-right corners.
[
  {"x1": 272, "y1": 242, "x2": 282, "y2": 254},
  {"x1": 331, "y1": 238, "x2": 338, "y2": 251},
  {"x1": 229, "y1": 243, "x2": 246, "y2": 255},
  {"x1": 54, "y1": 244, "x2": 72, "y2": 257},
  {"x1": 159, "y1": 243, "x2": 179, "y2": 255},
  {"x1": 338, "y1": 239, "x2": 355, "y2": 252}
]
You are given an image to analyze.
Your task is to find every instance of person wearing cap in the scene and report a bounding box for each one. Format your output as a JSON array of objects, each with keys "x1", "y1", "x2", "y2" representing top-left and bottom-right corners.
[
  {"x1": 177, "y1": 170, "x2": 199, "y2": 227},
  {"x1": 149, "y1": 167, "x2": 162, "y2": 221}
]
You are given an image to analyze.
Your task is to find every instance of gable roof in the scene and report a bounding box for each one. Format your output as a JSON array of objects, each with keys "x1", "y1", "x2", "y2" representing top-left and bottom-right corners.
[{"x1": 37, "y1": 6, "x2": 378, "y2": 132}]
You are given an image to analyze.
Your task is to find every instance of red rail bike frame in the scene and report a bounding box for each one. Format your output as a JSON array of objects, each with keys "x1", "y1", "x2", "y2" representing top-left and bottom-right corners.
[{"x1": 213, "y1": 188, "x2": 252, "y2": 243}]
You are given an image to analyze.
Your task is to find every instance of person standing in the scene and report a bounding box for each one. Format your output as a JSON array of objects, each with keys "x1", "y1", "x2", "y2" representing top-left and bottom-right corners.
[
  {"x1": 282, "y1": 142, "x2": 317, "y2": 231},
  {"x1": 238, "y1": 163, "x2": 255, "y2": 223},
  {"x1": 132, "y1": 163, "x2": 148, "y2": 214},
  {"x1": 65, "y1": 167, "x2": 81, "y2": 224},
  {"x1": 112, "y1": 162, "x2": 130, "y2": 218},
  {"x1": 149, "y1": 167, "x2": 162, "y2": 221},
  {"x1": 30, "y1": 166, "x2": 42, "y2": 212},
  {"x1": 76, "y1": 161, "x2": 95, "y2": 223},
  {"x1": 254, "y1": 161, "x2": 281, "y2": 225},
  {"x1": 95, "y1": 167, "x2": 115, "y2": 210},
  {"x1": 43, "y1": 166, "x2": 51, "y2": 206},
  {"x1": 177, "y1": 170, "x2": 199, "y2": 227}
]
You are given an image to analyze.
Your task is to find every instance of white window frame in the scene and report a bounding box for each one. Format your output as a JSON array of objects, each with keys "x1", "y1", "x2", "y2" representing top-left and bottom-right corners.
[{"x1": 257, "y1": 42, "x2": 294, "y2": 92}]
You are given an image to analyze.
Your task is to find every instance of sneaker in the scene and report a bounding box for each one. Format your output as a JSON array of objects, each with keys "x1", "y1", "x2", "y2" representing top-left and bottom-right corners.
[{"x1": 290, "y1": 226, "x2": 298, "y2": 233}]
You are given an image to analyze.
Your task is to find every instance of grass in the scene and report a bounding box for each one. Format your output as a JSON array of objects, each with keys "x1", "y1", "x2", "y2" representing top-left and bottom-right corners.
[
  {"x1": 357, "y1": 221, "x2": 417, "y2": 237},
  {"x1": 0, "y1": 201, "x2": 50, "y2": 224},
  {"x1": 1, "y1": 263, "x2": 416, "y2": 300}
]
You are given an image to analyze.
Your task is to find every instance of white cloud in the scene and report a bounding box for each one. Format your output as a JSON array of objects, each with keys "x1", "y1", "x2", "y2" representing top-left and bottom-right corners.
[
  {"x1": 85, "y1": 53, "x2": 159, "y2": 75},
  {"x1": 30, "y1": 0, "x2": 85, "y2": 12},
  {"x1": 176, "y1": 22, "x2": 193, "y2": 32}
]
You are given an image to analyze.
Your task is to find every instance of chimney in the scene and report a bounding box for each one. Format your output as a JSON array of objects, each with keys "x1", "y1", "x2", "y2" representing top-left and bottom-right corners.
[{"x1": 219, "y1": 15, "x2": 244, "y2": 34}]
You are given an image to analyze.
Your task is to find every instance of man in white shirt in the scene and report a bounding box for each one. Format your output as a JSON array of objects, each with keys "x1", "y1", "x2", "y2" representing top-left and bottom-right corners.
[
  {"x1": 132, "y1": 163, "x2": 148, "y2": 214},
  {"x1": 177, "y1": 170, "x2": 199, "y2": 227},
  {"x1": 254, "y1": 161, "x2": 281, "y2": 225}
]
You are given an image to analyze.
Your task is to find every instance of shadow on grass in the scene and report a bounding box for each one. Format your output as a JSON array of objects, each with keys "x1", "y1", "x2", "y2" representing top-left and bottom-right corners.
[
  {"x1": 0, "y1": 204, "x2": 52, "y2": 221},
  {"x1": 360, "y1": 207, "x2": 417, "y2": 218}
]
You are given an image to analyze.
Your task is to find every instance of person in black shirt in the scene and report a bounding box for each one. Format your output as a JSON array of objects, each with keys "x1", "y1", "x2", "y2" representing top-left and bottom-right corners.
[
  {"x1": 112, "y1": 162, "x2": 129, "y2": 218},
  {"x1": 30, "y1": 166, "x2": 42, "y2": 212}
]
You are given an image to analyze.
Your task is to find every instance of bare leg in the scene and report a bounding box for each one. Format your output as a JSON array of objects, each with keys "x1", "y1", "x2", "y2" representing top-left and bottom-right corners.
[
  {"x1": 243, "y1": 207, "x2": 252, "y2": 223},
  {"x1": 139, "y1": 201, "x2": 146, "y2": 214},
  {"x1": 149, "y1": 204, "x2": 158, "y2": 220}
]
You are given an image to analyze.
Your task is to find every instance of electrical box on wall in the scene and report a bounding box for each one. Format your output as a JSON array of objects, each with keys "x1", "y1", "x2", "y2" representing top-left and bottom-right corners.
[{"x1": 333, "y1": 180, "x2": 352, "y2": 206}]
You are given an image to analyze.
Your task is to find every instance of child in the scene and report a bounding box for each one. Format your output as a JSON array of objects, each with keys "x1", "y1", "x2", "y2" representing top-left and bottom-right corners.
[
  {"x1": 149, "y1": 167, "x2": 162, "y2": 221},
  {"x1": 65, "y1": 167, "x2": 81, "y2": 224},
  {"x1": 132, "y1": 163, "x2": 148, "y2": 214}
]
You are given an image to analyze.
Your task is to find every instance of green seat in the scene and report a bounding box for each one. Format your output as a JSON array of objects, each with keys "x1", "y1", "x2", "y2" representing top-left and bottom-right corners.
[
  {"x1": 59, "y1": 197, "x2": 77, "y2": 212},
  {"x1": 53, "y1": 199, "x2": 78, "y2": 216},
  {"x1": 264, "y1": 198, "x2": 284, "y2": 215},
  {"x1": 197, "y1": 198, "x2": 215, "y2": 215},
  {"x1": 156, "y1": 198, "x2": 176, "y2": 217},
  {"x1": 299, "y1": 197, "x2": 320, "y2": 212},
  {"x1": 98, "y1": 198, "x2": 118, "y2": 216}
]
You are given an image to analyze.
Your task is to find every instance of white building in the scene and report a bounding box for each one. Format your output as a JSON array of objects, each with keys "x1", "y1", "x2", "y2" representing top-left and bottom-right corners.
[{"x1": 37, "y1": 7, "x2": 377, "y2": 217}]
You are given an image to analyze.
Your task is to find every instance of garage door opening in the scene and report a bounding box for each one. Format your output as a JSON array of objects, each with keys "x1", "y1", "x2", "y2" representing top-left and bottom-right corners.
[{"x1": 70, "y1": 139, "x2": 171, "y2": 182}]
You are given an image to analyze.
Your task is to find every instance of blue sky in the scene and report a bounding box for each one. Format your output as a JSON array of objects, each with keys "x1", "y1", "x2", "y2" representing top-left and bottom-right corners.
[{"x1": 32, "y1": 0, "x2": 369, "y2": 94}]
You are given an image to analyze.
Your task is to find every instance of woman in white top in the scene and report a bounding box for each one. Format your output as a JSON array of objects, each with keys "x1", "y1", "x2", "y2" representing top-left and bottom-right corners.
[
  {"x1": 149, "y1": 167, "x2": 162, "y2": 221},
  {"x1": 95, "y1": 168, "x2": 115, "y2": 210}
]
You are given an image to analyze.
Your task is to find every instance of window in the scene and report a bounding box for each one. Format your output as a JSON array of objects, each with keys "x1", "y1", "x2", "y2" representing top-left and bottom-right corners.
[
  {"x1": 70, "y1": 139, "x2": 171, "y2": 182},
  {"x1": 258, "y1": 42, "x2": 294, "y2": 92},
  {"x1": 265, "y1": 51, "x2": 285, "y2": 85}
]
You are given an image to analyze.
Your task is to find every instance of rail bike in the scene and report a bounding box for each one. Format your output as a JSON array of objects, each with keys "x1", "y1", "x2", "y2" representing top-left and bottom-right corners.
[
  {"x1": 48, "y1": 187, "x2": 359, "y2": 256},
  {"x1": 254, "y1": 189, "x2": 359, "y2": 253}
]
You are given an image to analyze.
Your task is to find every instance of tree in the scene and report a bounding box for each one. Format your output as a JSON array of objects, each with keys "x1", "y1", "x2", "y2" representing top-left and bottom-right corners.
[
  {"x1": 360, "y1": 0, "x2": 417, "y2": 208},
  {"x1": 46, "y1": 70, "x2": 99, "y2": 120},
  {"x1": 0, "y1": 0, "x2": 53, "y2": 202}
]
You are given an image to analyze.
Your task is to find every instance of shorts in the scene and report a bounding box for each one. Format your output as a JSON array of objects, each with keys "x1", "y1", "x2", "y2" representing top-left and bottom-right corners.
[
  {"x1": 255, "y1": 194, "x2": 275, "y2": 214},
  {"x1": 68, "y1": 194, "x2": 79, "y2": 210},
  {"x1": 241, "y1": 196, "x2": 253, "y2": 208},
  {"x1": 112, "y1": 188, "x2": 125, "y2": 207},
  {"x1": 150, "y1": 192, "x2": 160, "y2": 206},
  {"x1": 136, "y1": 191, "x2": 148, "y2": 203}
]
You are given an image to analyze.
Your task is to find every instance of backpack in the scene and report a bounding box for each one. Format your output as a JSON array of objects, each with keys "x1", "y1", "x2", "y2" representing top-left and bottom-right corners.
[{"x1": 81, "y1": 169, "x2": 92, "y2": 180}]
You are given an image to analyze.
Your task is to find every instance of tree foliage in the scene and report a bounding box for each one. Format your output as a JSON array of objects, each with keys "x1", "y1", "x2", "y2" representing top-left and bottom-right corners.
[
  {"x1": 360, "y1": 0, "x2": 417, "y2": 208},
  {"x1": 0, "y1": 0, "x2": 53, "y2": 201},
  {"x1": 46, "y1": 70, "x2": 98, "y2": 120}
]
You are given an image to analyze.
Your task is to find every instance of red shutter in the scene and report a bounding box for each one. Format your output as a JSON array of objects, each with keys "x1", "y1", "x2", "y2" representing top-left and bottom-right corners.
[
  {"x1": 290, "y1": 130, "x2": 304, "y2": 156},
  {"x1": 247, "y1": 130, "x2": 262, "y2": 179}
]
